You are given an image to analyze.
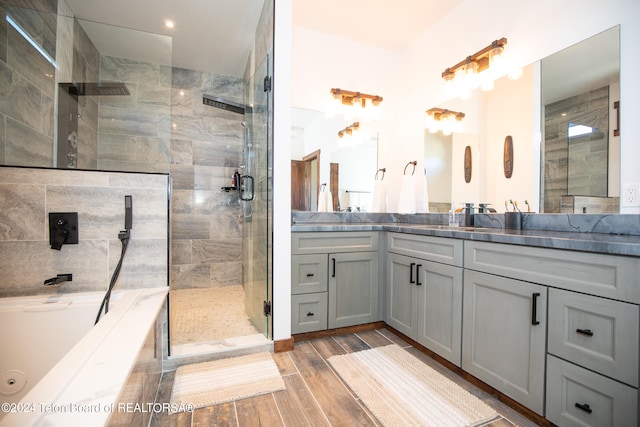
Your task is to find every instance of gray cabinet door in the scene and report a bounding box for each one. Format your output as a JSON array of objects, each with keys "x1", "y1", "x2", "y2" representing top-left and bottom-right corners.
[
  {"x1": 385, "y1": 252, "x2": 418, "y2": 337},
  {"x1": 328, "y1": 251, "x2": 379, "y2": 328},
  {"x1": 462, "y1": 269, "x2": 547, "y2": 415},
  {"x1": 416, "y1": 261, "x2": 462, "y2": 367}
]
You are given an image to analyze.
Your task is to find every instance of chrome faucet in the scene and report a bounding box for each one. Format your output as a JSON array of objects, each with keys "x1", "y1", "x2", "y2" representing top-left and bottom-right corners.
[{"x1": 44, "y1": 273, "x2": 73, "y2": 286}]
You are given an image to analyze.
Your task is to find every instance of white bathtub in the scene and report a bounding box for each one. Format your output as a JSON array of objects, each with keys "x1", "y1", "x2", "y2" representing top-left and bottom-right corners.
[{"x1": 0, "y1": 288, "x2": 167, "y2": 427}]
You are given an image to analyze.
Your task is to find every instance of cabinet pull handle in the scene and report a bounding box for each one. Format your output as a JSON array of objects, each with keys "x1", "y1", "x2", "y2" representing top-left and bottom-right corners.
[
  {"x1": 331, "y1": 258, "x2": 336, "y2": 278},
  {"x1": 410, "y1": 263, "x2": 416, "y2": 284},
  {"x1": 416, "y1": 264, "x2": 422, "y2": 286},
  {"x1": 576, "y1": 328, "x2": 594, "y2": 336},
  {"x1": 306, "y1": 312, "x2": 314, "y2": 317},
  {"x1": 574, "y1": 402, "x2": 592, "y2": 414},
  {"x1": 306, "y1": 273, "x2": 315, "y2": 277},
  {"x1": 531, "y1": 292, "x2": 540, "y2": 325}
]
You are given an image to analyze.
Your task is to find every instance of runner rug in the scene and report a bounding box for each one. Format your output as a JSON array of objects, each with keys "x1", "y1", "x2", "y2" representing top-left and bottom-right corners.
[
  {"x1": 169, "y1": 352, "x2": 285, "y2": 411},
  {"x1": 328, "y1": 345, "x2": 499, "y2": 426}
]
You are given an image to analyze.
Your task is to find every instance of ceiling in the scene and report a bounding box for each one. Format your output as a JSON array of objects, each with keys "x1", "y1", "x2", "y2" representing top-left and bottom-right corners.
[
  {"x1": 62, "y1": 0, "x2": 461, "y2": 78},
  {"x1": 64, "y1": 0, "x2": 265, "y2": 77},
  {"x1": 293, "y1": 0, "x2": 463, "y2": 51}
]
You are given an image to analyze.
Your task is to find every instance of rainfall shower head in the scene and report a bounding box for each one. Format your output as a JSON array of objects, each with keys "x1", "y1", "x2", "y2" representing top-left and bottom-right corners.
[
  {"x1": 202, "y1": 94, "x2": 244, "y2": 115},
  {"x1": 61, "y1": 82, "x2": 130, "y2": 96}
]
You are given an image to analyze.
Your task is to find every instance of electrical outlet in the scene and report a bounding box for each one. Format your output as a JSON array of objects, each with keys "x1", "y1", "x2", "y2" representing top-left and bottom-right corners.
[{"x1": 622, "y1": 183, "x2": 640, "y2": 207}]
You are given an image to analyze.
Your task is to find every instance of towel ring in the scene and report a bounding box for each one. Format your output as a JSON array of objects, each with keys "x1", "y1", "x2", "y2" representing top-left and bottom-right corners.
[
  {"x1": 375, "y1": 168, "x2": 386, "y2": 181},
  {"x1": 403, "y1": 161, "x2": 417, "y2": 176}
]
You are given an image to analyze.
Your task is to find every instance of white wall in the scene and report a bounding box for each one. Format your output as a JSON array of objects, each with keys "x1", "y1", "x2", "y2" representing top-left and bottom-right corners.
[
  {"x1": 483, "y1": 65, "x2": 536, "y2": 211},
  {"x1": 273, "y1": 0, "x2": 292, "y2": 341},
  {"x1": 292, "y1": 26, "x2": 400, "y2": 111}
]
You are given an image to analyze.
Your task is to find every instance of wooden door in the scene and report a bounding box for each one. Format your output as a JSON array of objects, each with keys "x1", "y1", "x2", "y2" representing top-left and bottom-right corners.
[{"x1": 291, "y1": 160, "x2": 309, "y2": 210}]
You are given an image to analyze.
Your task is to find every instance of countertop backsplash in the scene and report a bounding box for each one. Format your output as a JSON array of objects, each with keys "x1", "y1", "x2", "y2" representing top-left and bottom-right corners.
[{"x1": 291, "y1": 211, "x2": 640, "y2": 236}]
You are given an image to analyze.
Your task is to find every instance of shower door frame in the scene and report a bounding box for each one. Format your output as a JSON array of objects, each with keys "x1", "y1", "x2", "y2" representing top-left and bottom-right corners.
[{"x1": 243, "y1": 53, "x2": 273, "y2": 339}]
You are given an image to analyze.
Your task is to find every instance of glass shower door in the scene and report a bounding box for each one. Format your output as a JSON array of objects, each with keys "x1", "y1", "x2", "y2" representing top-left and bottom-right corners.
[{"x1": 243, "y1": 55, "x2": 271, "y2": 338}]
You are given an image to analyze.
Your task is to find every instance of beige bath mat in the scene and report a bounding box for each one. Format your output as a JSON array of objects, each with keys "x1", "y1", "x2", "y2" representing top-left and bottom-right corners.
[
  {"x1": 169, "y1": 352, "x2": 285, "y2": 411},
  {"x1": 328, "y1": 345, "x2": 499, "y2": 426}
]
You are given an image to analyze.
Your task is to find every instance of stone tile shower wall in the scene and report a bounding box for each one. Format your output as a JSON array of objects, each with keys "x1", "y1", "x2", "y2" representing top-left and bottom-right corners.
[
  {"x1": 168, "y1": 68, "x2": 245, "y2": 290},
  {"x1": 0, "y1": 167, "x2": 168, "y2": 297},
  {"x1": 543, "y1": 86, "x2": 610, "y2": 213},
  {"x1": 1, "y1": 0, "x2": 245, "y2": 294},
  {"x1": 0, "y1": 1, "x2": 58, "y2": 166},
  {"x1": 96, "y1": 55, "x2": 171, "y2": 173},
  {"x1": 561, "y1": 195, "x2": 620, "y2": 214}
]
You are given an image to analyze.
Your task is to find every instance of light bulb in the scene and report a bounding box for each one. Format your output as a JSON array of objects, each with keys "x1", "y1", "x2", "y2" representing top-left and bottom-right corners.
[
  {"x1": 508, "y1": 67, "x2": 523, "y2": 80},
  {"x1": 480, "y1": 77, "x2": 495, "y2": 91}
]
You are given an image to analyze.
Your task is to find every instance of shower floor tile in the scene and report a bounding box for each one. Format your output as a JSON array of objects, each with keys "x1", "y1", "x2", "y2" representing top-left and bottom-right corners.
[{"x1": 170, "y1": 286, "x2": 263, "y2": 348}]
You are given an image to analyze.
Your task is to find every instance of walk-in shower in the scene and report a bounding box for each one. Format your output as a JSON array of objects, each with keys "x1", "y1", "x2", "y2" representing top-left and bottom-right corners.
[{"x1": 168, "y1": 53, "x2": 273, "y2": 360}]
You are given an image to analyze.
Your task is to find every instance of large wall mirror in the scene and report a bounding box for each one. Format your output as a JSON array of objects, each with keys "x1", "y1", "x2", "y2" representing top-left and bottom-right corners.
[
  {"x1": 0, "y1": 3, "x2": 172, "y2": 172},
  {"x1": 541, "y1": 26, "x2": 620, "y2": 213},
  {"x1": 425, "y1": 26, "x2": 620, "y2": 214},
  {"x1": 291, "y1": 107, "x2": 379, "y2": 212}
]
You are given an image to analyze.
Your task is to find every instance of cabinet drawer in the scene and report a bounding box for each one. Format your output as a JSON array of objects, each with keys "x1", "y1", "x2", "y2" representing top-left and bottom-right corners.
[
  {"x1": 291, "y1": 293, "x2": 328, "y2": 334},
  {"x1": 291, "y1": 254, "x2": 328, "y2": 294},
  {"x1": 387, "y1": 232, "x2": 463, "y2": 266},
  {"x1": 546, "y1": 355, "x2": 638, "y2": 427},
  {"x1": 464, "y1": 241, "x2": 640, "y2": 303},
  {"x1": 548, "y1": 288, "x2": 639, "y2": 387},
  {"x1": 292, "y1": 232, "x2": 378, "y2": 255}
]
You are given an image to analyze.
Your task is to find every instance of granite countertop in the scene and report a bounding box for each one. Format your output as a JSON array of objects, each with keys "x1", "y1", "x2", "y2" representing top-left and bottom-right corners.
[{"x1": 291, "y1": 214, "x2": 640, "y2": 257}]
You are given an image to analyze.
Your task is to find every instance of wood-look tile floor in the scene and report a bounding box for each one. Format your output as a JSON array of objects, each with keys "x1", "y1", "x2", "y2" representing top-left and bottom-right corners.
[{"x1": 151, "y1": 328, "x2": 538, "y2": 426}]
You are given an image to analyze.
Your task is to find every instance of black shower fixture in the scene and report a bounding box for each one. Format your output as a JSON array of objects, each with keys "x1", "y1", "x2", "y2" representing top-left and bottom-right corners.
[
  {"x1": 202, "y1": 94, "x2": 244, "y2": 114},
  {"x1": 60, "y1": 82, "x2": 130, "y2": 96}
]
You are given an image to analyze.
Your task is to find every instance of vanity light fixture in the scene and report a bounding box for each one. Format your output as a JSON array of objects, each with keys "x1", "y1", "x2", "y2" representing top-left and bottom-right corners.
[
  {"x1": 442, "y1": 38, "x2": 509, "y2": 99},
  {"x1": 330, "y1": 88, "x2": 383, "y2": 121},
  {"x1": 337, "y1": 122, "x2": 360, "y2": 138},
  {"x1": 425, "y1": 108, "x2": 465, "y2": 136},
  {"x1": 331, "y1": 89, "x2": 383, "y2": 107}
]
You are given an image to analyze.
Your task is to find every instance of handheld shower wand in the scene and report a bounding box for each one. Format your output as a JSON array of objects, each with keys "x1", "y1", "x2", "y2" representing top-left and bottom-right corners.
[
  {"x1": 124, "y1": 195, "x2": 132, "y2": 230},
  {"x1": 95, "y1": 195, "x2": 133, "y2": 324}
]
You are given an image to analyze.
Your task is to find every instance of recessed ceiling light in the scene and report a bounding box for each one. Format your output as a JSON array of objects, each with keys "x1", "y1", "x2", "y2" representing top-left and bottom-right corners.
[{"x1": 165, "y1": 20, "x2": 175, "y2": 29}]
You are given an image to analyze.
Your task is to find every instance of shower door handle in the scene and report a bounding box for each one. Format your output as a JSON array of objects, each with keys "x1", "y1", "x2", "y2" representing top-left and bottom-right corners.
[{"x1": 240, "y1": 175, "x2": 254, "y2": 201}]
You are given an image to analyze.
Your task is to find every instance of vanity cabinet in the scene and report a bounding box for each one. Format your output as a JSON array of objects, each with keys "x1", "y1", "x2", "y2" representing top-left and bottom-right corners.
[
  {"x1": 386, "y1": 233, "x2": 463, "y2": 366},
  {"x1": 291, "y1": 232, "x2": 380, "y2": 333},
  {"x1": 464, "y1": 240, "x2": 640, "y2": 422}
]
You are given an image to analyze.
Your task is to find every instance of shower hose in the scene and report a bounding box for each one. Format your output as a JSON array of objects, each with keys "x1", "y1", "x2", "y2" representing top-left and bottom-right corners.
[{"x1": 94, "y1": 229, "x2": 130, "y2": 324}]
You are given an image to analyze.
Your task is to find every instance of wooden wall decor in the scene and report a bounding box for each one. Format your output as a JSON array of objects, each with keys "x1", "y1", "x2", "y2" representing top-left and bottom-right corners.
[
  {"x1": 464, "y1": 146, "x2": 472, "y2": 183},
  {"x1": 503, "y1": 135, "x2": 514, "y2": 178}
]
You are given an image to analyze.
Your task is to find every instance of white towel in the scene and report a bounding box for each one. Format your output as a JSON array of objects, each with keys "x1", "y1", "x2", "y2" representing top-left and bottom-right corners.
[
  {"x1": 397, "y1": 175, "x2": 416, "y2": 214},
  {"x1": 317, "y1": 191, "x2": 327, "y2": 212},
  {"x1": 418, "y1": 168, "x2": 430, "y2": 213},
  {"x1": 324, "y1": 191, "x2": 333, "y2": 212},
  {"x1": 371, "y1": 180, "x2": 386, "y2": 213}
]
